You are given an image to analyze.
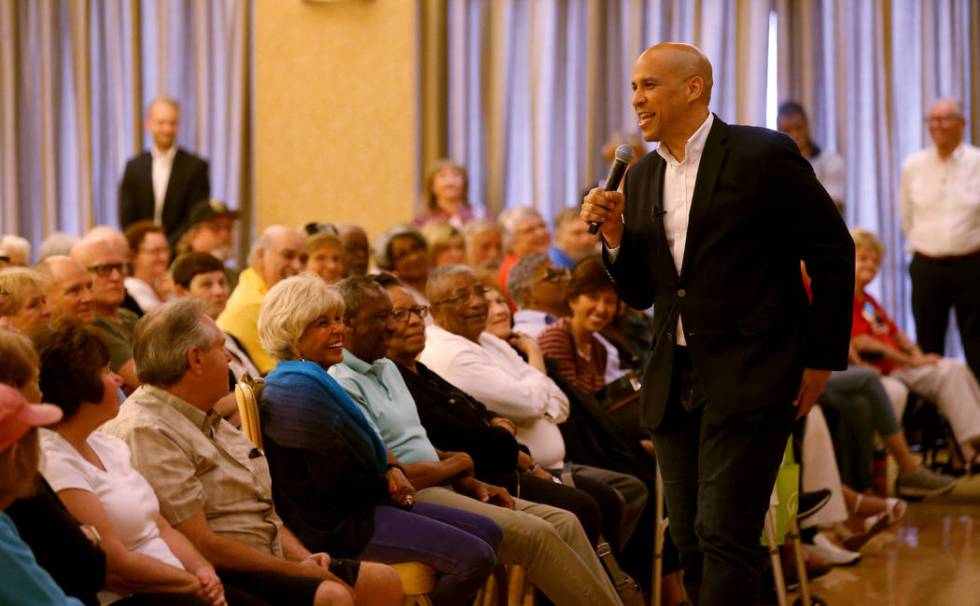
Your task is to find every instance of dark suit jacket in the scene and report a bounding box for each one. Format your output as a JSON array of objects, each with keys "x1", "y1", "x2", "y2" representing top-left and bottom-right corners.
[
  {"x1": 604, "y1": 115, "x2": 854, "y2": 429},
  {"x1": 118, "y1": 148, "x2": 210, "y2": 246}
]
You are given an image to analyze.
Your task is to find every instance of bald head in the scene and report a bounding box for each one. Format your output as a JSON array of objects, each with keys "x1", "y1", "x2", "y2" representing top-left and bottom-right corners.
[
  {"x1": 253, "y1": 226, "x2": 307, "y2": 288},
  {"x1": 632, "y1": 42, "x2": 713, "y2": 156},
  {"x1": 926, "y1": 97, "x2": 966, "y2": 155},
  {"x1": 37, "y1": 256, "x2": 96, "y2": 324}
]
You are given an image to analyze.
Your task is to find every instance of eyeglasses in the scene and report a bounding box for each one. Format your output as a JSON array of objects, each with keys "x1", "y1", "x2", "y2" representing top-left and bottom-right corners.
[
  {"x1": 392, "y1": 305, "x2": 429, "y2": 323},
  {"x1": 537, "y1": 267, "x2": 571, "y2": 283},
  {"x1": 924, "y1": 114, "x2": 963, "y2": 126},
  {"x1": 432, "y1": 286, "x2": 490, "y2": 307},
  {"x1": 87, "y1": 262, "x2": 128, "y2": 277}
]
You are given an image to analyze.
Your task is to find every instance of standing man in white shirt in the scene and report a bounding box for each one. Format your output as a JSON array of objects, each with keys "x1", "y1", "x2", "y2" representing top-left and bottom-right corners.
[
  {"x1": 900, "y1": 98, "x2": 980, "y2": 380},
  {"x1": 118, "y1": 97, "x2": 210, "y2": 248}
]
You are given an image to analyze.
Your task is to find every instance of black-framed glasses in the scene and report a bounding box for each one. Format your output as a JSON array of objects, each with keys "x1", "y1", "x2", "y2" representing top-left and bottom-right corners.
[
  {"x1": 87, "y1": 262, "x2": 128, "y2": 277},
  {"x1": 392, "y1": 305, "x2": 429, "y2": 323},
  {"x1": 537, "y1": 267, "x2": 570, "y2": 283},
  {"x1": 432, "y1": 286, "x2": 490, "y2": 307}
]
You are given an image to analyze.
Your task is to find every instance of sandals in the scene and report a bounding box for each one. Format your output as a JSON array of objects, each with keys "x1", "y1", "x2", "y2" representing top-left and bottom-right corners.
[{"x1": 834, "y1": 494, "x2": 907, "y2": 551}]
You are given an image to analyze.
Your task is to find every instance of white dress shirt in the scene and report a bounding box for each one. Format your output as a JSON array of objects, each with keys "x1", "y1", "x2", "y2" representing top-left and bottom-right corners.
[
  {"x1": 899, "y1": 143, "x2": 980, "y2": 257},
  {"x1": 607, "y1": 112, "x2": 714, "y2": 346},
  {"x1": 151, "y1": 145, "x2": 178, "y2": 225},
  {"x1": 420, "y1": 324, "x2": 570, "y2": 469}
]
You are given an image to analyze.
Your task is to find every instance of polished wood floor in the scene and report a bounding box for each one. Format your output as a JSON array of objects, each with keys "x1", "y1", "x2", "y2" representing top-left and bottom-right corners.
[{"x1": 801, "y1": 473, "x2": 980, "y2": 606}]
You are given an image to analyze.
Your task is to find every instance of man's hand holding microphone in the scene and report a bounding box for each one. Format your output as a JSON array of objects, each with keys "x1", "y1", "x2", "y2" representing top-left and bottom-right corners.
[{"x1": 580, "y1": 143, "x2": 633, "y2": 248}]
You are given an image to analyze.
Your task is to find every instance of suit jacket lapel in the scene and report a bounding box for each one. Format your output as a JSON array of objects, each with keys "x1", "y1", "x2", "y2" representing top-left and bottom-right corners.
[
  {"x1": 647, "y1": 159, "x2": 676, "y2": 279},
  {"x1": 138, "y1": 153, "x2": 154, "y2": 217},
  {"x1": 163, "y1": 149, "x2": 185, "y2": 217},
  {"x1": 679, "y1": 117, "x2": 728, "y2": 279}
]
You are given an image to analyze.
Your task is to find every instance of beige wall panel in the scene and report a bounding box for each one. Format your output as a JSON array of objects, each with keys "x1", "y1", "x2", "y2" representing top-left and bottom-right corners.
[{"x1": 253, "y1": 0, "x2": 419, "y2": 241}]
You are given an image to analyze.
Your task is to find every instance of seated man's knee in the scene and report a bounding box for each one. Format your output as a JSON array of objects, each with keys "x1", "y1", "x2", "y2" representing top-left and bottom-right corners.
[{"x1": 315, "y1": 579, "x2": 355, "y2": 606}]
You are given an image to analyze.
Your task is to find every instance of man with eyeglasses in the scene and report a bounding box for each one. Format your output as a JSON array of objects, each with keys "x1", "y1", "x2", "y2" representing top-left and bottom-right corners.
[
  {"x1": 328, "y1": 275, "x2": 623, "y2": 606},
  {"x1": 70, "y1": 237, "x2": 140, "y2": 392},
  {"x1": 900, "y1": 98, "x2": 980, "y2": 381}
]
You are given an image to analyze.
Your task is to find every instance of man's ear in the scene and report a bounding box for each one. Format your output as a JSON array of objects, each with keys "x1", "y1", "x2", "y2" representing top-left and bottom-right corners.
[{"x1": 186, "y1": 347, "x2": 204, "y2": 376}]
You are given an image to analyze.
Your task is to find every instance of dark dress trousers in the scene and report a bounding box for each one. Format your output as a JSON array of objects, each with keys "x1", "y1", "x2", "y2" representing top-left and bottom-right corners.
[
  {"x1": 603, "y1": 115, "x2": 854, "y2": 605},
  {"x1": 118, "y1": 149, "x2": 210, "y2": 246}
]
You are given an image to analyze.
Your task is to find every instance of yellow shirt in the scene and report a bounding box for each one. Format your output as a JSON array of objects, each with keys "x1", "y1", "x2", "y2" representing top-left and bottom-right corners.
[{"x1": 217, "y1": 268, "x2": 275, "y2": 373}]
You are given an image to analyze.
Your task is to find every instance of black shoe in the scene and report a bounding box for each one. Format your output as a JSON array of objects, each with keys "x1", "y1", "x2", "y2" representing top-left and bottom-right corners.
[{"x1": 797, "y1": 489, "x2": 832, "y2": 522}]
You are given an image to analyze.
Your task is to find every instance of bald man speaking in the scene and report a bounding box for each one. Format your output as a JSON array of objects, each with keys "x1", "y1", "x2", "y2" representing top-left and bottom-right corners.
[{"x1": 582, "y1": 43, "x2": 854, "y2": 604}]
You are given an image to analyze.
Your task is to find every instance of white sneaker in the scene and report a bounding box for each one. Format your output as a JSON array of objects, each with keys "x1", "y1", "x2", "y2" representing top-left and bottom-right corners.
[{"x1": 807, "y1": 534, "x2": 862, "y2": 566}]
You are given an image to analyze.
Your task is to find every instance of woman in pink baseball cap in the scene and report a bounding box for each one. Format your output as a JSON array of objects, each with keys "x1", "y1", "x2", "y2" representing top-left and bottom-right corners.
[{"x1": 0, "y1": 328, "x2": 78, "y2": 605}]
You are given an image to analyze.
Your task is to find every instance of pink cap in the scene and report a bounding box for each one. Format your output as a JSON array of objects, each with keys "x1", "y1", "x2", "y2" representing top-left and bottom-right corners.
[{"x1": 0, "y1": 383, "x2": 63, "y2": 453}]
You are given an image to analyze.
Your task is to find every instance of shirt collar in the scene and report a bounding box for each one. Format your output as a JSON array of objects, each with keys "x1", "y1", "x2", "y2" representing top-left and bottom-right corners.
[
  {"x1": 341, "y1": 349, "x2": 387, "y2": 376},
  {"x1": 931, "y1": 143, "x2": 966, "y2": 162},
  {"x1": 514, "y1": 308, "x2": 557, "y2": 325},
  {"x1": 139, "y1": 384, "x2": 221, "y2": 437},
  {"x1": 151, "y1": 144, "x2": 178, "y2": 162},
  {"x1": 656, "y1": 112, "x2": 714, "y2": 167}
]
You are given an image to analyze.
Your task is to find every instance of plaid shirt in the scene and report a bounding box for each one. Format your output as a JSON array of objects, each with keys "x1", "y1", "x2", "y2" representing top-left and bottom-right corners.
[{"x1": 100, "y1": 385, "x2": 284, "y2": 557}]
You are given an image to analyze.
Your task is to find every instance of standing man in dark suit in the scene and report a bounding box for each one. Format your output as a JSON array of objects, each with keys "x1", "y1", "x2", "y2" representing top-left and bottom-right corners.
[
  {"x1": 118, "y1": 96, "x2": 210, "y2": 247},
  {"x1": 581, "y1": 43, "x2": 854, "y2": 605}
]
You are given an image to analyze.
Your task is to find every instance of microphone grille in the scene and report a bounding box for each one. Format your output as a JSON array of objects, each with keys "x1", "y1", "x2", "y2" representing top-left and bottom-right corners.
[{"x1": 614, "y1": 144, "x2": 635, "y2": 163}]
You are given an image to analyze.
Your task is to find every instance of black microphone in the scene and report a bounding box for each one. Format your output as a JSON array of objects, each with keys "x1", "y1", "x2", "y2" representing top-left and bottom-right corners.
[{"x1": 588, "y1": 144, "x2": 635, "y2": 235}]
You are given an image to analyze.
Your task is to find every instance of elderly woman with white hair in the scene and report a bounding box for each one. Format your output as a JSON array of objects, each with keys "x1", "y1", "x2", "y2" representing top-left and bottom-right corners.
[
  {"x1": 495, "y1": 207, "x2": 551, "y2": 299},
  {"x1": 258, "y1": 274, "x2": 501, "y2": 606}
]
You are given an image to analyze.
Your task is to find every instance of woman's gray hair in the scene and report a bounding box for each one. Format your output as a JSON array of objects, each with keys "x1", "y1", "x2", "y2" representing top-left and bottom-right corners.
[
  {"x1": 506, "y1": 253, "x2": 550, "y2": 308},
  {"x1": 497, "y1": 206, "x2": 541, "y2": 253},
  {"x1": 134, "y1": 298, "x2": 216, "y2": 387},
  {"x1": 259, "y1": 273, "x2": 344, "y2": 361},
  {"x1": 373, "y1": 225, "x2": 427, "y2": 271}
]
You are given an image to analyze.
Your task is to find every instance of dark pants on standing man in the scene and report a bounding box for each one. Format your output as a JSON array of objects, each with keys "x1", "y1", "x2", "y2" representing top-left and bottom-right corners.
[
  {"x1": 910, "y1": 251, "x2": 980, "y2": 381},
  {"x1": 649, "y1": 347, "x2": 796, "y2": 606}
]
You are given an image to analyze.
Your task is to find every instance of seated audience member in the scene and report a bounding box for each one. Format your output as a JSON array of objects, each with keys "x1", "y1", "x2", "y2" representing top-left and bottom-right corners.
[
  {"x1": 338, "y1": 224, "x2": 370, "y2": 277},
  {"x1": 101, "y1": 299, "x2": 402, "y2": 606},
  {"x1": 83, "y1": 226, "x2": 145, "y2": 319},
  {"x1": 548, "y1": 208, "x2": 597, "y2": 271},
  {"x1": 509, "y1": 254, "x2": 627, "y2": 384},
  {"x1": 171, "y1": 252, "x2": 260, "y2": 382},
  {"x1": 377, "y1": 272, "x2": 603, "y2": 545},
  {"x1": 329, "y1": 276, "x2": 622, "y2": 606},
  {"x1": 496, "y1": 207, "x2": 552, "y2": 299},
  {"x1": 463, "y1": 220, "x2": 504, "y2": 272},
  {"x1": 70, "y1": 238, "x2": 140, "y2": 392},
  {"x1": 33, "y1": 319, "x2": 225, "y2": 605},
  {"x1": 777, "y1": 102, "x2": 845, "y2": 213},
  {"x1": 482, "y1": 278, "x2": 679, "y2": 598},
  {"x1": 258, "y1": 275, "x2": 500, "y2": 606},
  {"x1": 0, "y1": 268, "x2": 51, "y2": 333},
  {"x1": 420, "y1": 222, "x2": 466, "y2": 268},
  {"x1": 38, "y1": 232, "x2": 81, "y2": 263},
  {"x1": 0, "y1": 331, "x2": 104, "y2": 606},
  {"x1": 850, "y1": 228, "x2": 980, "y2": 464},
  {"x1": 37, "y1": 257, "x2": 96, "y2": 324},
  {"x1": 0, "y1": 235, "x2": 31, "y2": 266},
  {"x1": 821, "y1": 361, "x2": 955, "y2": 498},
  {"x1": 124, "y1": 222, "x2": 174, "y2": 313},
  {"x1": 176, "y1": 200, "x2": 241, "y2": 290},
  {"x1": 304, "y1": 225, "x2": 346, "y2": 285},
  {"x1": 414, "y1": 160, "x2": 485, "y2": 229},
  {"x1": 373, "y1": 226, "x2": 430, "y2": 306},
  {"x1": 0, "y1": 381, "x2": 81, "y2": 606},
  {"x1": 217, "y1": 226, "x2": 307, "y2": 374},
  {"x1": 538, "y1": 255, "x2": 621, "y2": 396}
]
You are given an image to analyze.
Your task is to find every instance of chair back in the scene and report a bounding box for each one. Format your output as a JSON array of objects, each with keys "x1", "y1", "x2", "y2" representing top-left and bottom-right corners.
[{"x1": 235, "y1": 373, "x2": 264, "y2": 451}]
